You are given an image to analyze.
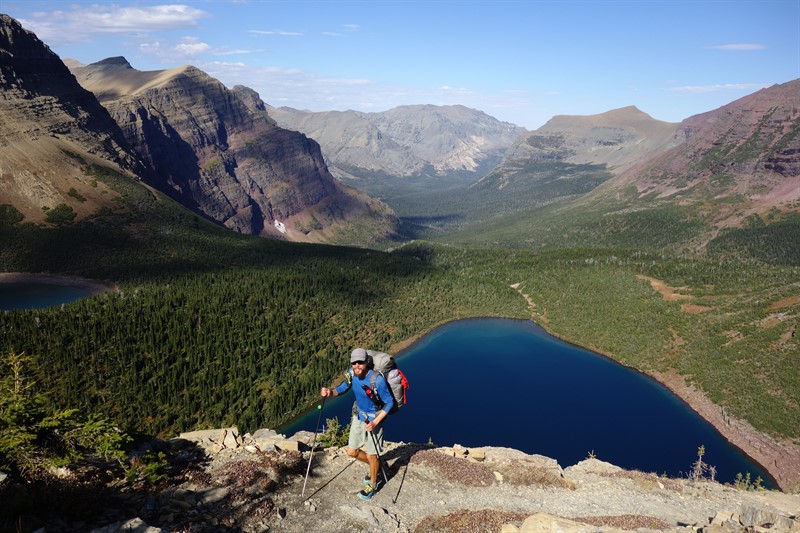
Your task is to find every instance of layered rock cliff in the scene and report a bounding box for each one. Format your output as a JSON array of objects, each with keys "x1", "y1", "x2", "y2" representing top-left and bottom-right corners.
[
  {"x1": 0, "y1": 15, "x2": 144, "y2": 224},
  {"x1": 70, "y1": 57, "x2": 397, "y2": 242}
]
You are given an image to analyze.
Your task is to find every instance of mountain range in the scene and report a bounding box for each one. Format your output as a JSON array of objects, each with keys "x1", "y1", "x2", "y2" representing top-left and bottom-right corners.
[
  {"x1": 267, "y1": 104, "x2": 526, "y2": 192},
  {"x1": 2, "y1": 10, "x2": 798, "y2": 251},
  {"x1": 0, "y1": 15, "x2": 395, "y2": 245},
  {"x1": 267, "y1": 86, "x2": 800, "y2": 251}
]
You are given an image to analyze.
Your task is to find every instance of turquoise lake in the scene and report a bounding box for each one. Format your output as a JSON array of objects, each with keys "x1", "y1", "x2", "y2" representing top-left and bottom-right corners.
[{"x1": 281, "y1": 317, "x2": 774, "y2": 488}]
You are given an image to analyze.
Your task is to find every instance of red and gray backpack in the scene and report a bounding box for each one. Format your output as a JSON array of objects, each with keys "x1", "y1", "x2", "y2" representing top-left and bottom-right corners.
[{"x1": 348, "y1": 349, "x2": 409, "y2": 414}]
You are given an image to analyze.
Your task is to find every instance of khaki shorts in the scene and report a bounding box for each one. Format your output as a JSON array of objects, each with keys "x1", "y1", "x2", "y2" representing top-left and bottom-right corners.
[{"x1": 348, "y1": 414, "x2": 385, "y2": 455}]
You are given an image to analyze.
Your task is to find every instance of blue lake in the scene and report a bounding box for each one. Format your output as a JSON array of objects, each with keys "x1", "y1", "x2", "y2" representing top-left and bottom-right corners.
[
  {"x1": 281, "y1": 317, "x2": 774, "y2": 488},
  {"x1": 0, "y1": 281, "x2": 93, "y2": 310}
]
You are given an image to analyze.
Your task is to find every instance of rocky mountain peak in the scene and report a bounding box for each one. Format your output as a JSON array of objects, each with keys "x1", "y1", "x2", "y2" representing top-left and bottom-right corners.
[
  {"x1": 90, "y1": 56, "x2": 134, "y2": 69},
  {"x1": 482, "y1": 106, "x2": 681, "y2": 197},
  {"x1": 0, "y1": 15, "x2": 145, "y2": 224},
  {"x1": 267, "y1": 104, "x2": 527, "y2": 182},
  {"x1": 69, "y1": 57, "x2": 397, "y2": 243}
]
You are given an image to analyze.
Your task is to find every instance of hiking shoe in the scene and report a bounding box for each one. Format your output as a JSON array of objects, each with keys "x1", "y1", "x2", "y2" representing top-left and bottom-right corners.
[
  {"x1": 358, "y1": 483, "x2": 377, "y2": 500},
  {"x1": 363, "y1": 474, "x2": 384, "y2": 486}
]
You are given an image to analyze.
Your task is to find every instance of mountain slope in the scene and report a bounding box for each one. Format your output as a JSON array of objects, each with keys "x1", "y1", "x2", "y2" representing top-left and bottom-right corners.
[
  {"x1": 608, "y1": 80, "x2": 800, "y2": 226},
  {"x1": 69, "y1": 57, "x2": 396, "y2": 244},
  {"x1": 267, "y1": 104, "x2": 526, "y2": 189},
  {"x1": 473, "y1": 106, "x2": 680, "y2": 198},
  {"x1": 504, "y1": 106, "x2": 680, "y2": 173},
  {"x1": 438, "y1": 85, "x2": 800, "y2": 251},
  {"x1": 388, "y1": 107, "x2": 681, "y2": 240},
  {"x1": 0, "y1": 15, "x2": 145, "y2": 225}
]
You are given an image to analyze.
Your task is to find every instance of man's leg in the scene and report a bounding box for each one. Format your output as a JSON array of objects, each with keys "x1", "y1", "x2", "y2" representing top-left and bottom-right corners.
[
  {"x1": 346, "y1": 447, "x2": 370, "y2": 465},
  {"x1": 367, "y1": 453, "x2": 379, "y2": 484}
]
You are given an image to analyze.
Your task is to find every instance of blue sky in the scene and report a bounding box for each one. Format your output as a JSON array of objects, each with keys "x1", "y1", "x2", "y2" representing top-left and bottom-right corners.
[{"x1": 5, "y1": 0, "x2": 799, "y2": 129}]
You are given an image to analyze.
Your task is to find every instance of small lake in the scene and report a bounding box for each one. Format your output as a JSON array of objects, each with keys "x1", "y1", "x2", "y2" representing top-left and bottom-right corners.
[
  {"x1": 281, "y1": 317, "x2": 774, "y2": 488},
  {"x1": 0, "y1": 279, "x2": 96, "y2": 310}
]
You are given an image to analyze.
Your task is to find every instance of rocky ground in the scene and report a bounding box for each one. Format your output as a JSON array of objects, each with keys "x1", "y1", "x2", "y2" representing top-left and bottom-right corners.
[{"x1": 34, "y1": 427, "x2": 795, "y2": 533}]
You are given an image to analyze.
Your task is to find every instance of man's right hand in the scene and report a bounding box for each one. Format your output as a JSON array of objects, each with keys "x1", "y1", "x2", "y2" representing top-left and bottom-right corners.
[{"x1": 321, "y1": 387, "x2": 332, "y2": 397}]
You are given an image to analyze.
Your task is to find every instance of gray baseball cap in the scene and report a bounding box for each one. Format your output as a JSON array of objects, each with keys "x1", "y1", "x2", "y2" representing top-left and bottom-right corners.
[{"x1": 350, "y1": 348, "x2": 367, "y2": 363}]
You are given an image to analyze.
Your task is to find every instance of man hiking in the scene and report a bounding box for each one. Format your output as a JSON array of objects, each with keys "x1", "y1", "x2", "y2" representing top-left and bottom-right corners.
[{"x1": 320, "y1": 347, "x2": 394, "y2": 500}]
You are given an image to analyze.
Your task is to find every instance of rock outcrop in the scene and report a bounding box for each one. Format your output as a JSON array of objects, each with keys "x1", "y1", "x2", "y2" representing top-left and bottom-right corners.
[
  {"x1": 64, "y1": 428, "x2": 800, "y2": 533},
  {"x1": 70, "y1": 57, "x2": 397, "y2": 243}
]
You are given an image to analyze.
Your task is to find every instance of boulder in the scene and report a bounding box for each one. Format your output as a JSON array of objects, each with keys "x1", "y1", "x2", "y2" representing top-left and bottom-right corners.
[{"x1": 178, "y1": 427, "x2": 240, "y2": 454}]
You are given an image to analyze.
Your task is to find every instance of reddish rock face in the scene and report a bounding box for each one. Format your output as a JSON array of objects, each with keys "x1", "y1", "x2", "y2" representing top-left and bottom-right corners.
[{"x1": 615, "y1": 80, "x2": 800, "y2": 221}]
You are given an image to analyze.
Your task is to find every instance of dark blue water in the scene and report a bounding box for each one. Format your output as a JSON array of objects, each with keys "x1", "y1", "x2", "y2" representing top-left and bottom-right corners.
[
  {"x1": 282, "y1": 317, "x2": 774, "y2": 488},
  {"x1": 0, "y1": 282, "x2": 92, "y2": 310}
]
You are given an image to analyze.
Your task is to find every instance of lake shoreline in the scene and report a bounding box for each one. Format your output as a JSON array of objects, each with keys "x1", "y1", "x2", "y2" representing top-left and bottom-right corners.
[
  {"x1": 650, "y1": 369, "x2": 800, "y2": 492},
  {"x1": 391, "y1": 316, "x2": 800, "y2": 492},
  {"x1": 0, "y1": 272, "x2": 118, "y2": 295}
]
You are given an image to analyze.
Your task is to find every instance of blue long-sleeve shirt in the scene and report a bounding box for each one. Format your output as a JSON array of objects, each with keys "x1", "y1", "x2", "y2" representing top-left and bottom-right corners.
[{"x1": 335, "y1": 368, "x2": 394, "y2": 418}]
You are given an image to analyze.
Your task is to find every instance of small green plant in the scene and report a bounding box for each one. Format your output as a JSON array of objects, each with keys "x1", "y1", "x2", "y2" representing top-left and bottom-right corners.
[
  {"x1": 67, "y1": 188, "x2": 86, "y2": 202},
  {"x1": 44, "y1": 203, "x2": 76, "y2": 225},
  {"x1": 733, "y1": 472, "x2": 764, "y2": 491},
  {"x1": 316, "y1": 417, "x2": 349, "y2": 448},
  {"x1": 587, "y1": 450, "x2": 596, "y2": 459},
  {"x1": 124, "y1": 451, "x2": 167, "y2": 487},
  {"x1": 0, "y1": 350, "x2": 130, "y2": 477},
  {"x1": 689, "y1": 445, "x2": 716, "y2": 482}
]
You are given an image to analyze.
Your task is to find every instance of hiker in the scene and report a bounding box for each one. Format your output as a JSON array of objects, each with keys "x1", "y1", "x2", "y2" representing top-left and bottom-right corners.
[{"x1": 320, "y1": 347, "x2": 394, "y2": 500}]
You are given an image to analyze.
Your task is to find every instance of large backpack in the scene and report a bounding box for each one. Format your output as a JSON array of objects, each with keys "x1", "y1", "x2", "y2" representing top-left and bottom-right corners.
[{"x1": 365, "y1": 349, "x2": 408, "y2": 414}]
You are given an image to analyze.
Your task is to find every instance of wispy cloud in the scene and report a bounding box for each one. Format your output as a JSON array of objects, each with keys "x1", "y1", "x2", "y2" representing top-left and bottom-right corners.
[
  {"x1": 669, "y1": 83, "x2": 768, "y2": 94},
  {"x1": 19, "y1": 4, "x2": 209, "y2": 44},
  {"x1": 248, "y1": 29, "x2": 303, "y2": 36},
  {"x1": 710, "y1": 43, "x2": 766, "y2": 51}
]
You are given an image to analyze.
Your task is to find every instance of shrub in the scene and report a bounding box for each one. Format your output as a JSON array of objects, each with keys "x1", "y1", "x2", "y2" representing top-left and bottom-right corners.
[
  {"x1": 44, "y1": 203, "x2": 76, "y2": 225},
  {"x1": 0, "y1": 351, "x2": 130, "y2": 478},
  {"x1": 317, "y1": 417, "x2": 350, "y2": 448}
]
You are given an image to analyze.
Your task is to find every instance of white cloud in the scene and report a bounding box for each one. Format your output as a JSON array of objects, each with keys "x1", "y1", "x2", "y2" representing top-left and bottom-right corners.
[
  {"x1": 669, "y1": 83, "x2": 768, "y2": 94},
  {"x1": 139, "y1": 36, "x2": 216, "y2": 63},
  {"x1": 710, "y1": 44, "x2": 766, "y2": 51},
  {"x1": 174, "y1": 37, "x2": 212, "y2": 56},
  {"x1": 247, "y1": 29, "x2": 303, "y2": 36},
  {"x1": 20, "y1": 4, "x2": 209, "y2": 44},
  {"x1": 214, "y1": 48, "x2": 263, "y2": 56}
]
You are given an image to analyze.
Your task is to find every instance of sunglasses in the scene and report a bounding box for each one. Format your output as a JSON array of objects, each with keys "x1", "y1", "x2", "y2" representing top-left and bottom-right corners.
[{"x1": 351, "y1": 360, "x2": 366, "y2": 366}]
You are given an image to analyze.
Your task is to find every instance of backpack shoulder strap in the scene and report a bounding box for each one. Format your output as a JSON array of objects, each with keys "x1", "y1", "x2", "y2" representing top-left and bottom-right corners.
[{"x1": 369, "y1": 368, "x2": 387, "y2": 388}]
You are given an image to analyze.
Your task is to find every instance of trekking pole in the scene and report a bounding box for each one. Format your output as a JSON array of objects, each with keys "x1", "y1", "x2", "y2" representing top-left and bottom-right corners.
[
  {"x1": 301, "y1": 395, "x2": 327, "y2": 497},
  {"x1": 369, "y1": 429, "x2": 390, "y2": 486}
]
